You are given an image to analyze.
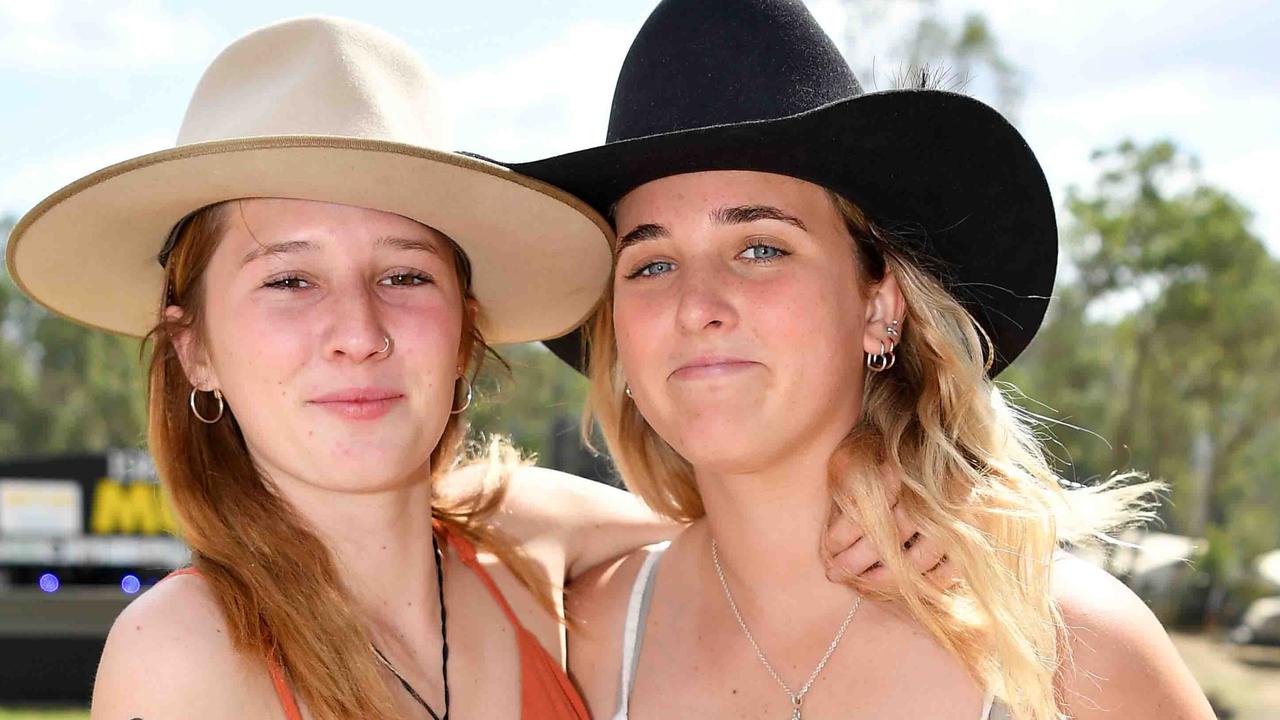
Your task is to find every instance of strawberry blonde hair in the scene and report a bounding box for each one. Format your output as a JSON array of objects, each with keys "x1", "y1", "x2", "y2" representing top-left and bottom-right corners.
[
  {"x1": 148, "y1": 201, "x2": 549, "y2": 720},
  {"x1": 585, "y1": 189, "x2": 1158, "y2": 720}
]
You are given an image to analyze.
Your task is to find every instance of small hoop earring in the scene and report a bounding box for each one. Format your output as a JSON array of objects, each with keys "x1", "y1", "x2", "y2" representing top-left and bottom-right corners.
[
  {"x1": 190, "y1": 387, "x2": 224, "y2": 423},
  {"x1": 376, "y1": 336, "x2": 391, "y2": 354},
  {"x1": 624, "y1": 383, "x2": 634, "y2": 399},
  {"x1": 867, "y1": 340, "x2": 897, "y2": 373},
  {"x1": 886, "y1": 319, "x2": 901, "y2": 339},
  {"x1": 450, "y1": 375, "x2": 473, "y2": 414}
]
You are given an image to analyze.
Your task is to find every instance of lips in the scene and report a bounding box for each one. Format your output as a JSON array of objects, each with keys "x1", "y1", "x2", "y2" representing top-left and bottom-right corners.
[
  {"x1": 308, "y1": 387, "x2": 404, "y2": 420},
  {"x1": 669, "y1": 356, "x2": 761, "y2": 380}
]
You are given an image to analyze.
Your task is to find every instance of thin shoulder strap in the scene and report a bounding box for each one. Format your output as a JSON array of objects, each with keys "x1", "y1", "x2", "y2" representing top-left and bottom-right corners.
[
  {"x1": 982, "y1": 689, "x2": 1016, "y2": 720},
  {"x1": 268, "y1": 659, "x2": 304, "y2": 720},
  {"x1": 441, "y1": 526, "x2": 524, "y2": 628},
  {"x1": 985, "y1": 693, "x2": 1013, "y2": 720},
  {"x1": 613, "y1": 542, "x2": 671, "y2": 720}
]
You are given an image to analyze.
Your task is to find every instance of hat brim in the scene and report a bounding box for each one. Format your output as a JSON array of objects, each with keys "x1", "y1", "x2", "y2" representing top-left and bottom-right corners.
[
  {"x1": 7, "y1": 136, "x2": 613, "y2": 344},
  {"x1": 514, "y1": 89, "x2": 1057, "y2": 377}
]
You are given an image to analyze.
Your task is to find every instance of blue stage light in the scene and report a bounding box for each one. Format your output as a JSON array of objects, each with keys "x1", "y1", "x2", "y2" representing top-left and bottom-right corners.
[
  {"x1": 121, "y1": 574, "x2": 142, "y2": 594},
  {"x1": 38, "y1": 573, "x2": 60, "y2": 593}
]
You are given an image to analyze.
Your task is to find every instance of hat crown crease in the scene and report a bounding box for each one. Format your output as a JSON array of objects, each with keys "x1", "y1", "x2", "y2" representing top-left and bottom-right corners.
[
  {"x1": 177, "y1": 16, "x2": 453, "y2": 148},
  {"x1": 607, "y1": 0, "x2": 861, "y2": 143}
]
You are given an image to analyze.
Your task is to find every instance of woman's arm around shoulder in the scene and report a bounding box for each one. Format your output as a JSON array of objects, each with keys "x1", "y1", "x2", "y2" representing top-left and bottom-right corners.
[
  {"x1": 445, "y1": 463, "x2": 680, "y2": 581},
  {"x1": 1053, "y1": 552, "x2": 1215, "y2": 720},
  {"x1": 92, "y1": 573, "x2": 277, "y2": 720}
]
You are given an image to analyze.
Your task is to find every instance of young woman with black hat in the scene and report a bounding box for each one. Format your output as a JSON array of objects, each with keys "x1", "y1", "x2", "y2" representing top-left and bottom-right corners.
[{"x1": 514, "y1": 1, "x2": 1216, "y2": 718}]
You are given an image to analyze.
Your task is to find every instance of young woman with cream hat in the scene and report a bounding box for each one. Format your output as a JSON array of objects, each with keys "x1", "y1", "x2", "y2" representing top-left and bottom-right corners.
[
  {"x1": 6, "y1": 16, "x2": 658, "y2": 720},
  {"x1": 512, "y1": 1, "x2": 1216, "y2": 719}
]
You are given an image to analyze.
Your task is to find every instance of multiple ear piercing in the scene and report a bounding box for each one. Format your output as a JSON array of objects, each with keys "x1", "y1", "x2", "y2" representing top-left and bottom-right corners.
[{"x1": 866, "y1": 318, "x2": 901, "y2": 373}]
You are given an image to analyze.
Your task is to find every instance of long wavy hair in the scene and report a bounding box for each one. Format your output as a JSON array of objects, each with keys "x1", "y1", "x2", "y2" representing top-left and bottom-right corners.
[
  {"x1": 147, "y1": 201, "x2": 549, "y2": 720},
  {"x1": 585, "y1": 189, "x2": 1158, "y2": 720}
]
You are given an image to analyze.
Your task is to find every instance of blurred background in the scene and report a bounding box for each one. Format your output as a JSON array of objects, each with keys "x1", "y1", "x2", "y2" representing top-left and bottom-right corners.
[{"x1": 1, "y1": 0, "x2": 1276, "y2": 717}]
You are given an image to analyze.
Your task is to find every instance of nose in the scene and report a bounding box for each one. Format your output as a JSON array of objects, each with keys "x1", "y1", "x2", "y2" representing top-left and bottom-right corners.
[
  {"x1": 324, "y1": 282, "x2": 390, "y2": 362},
  {"x1": 674, "y1": 262, "x2": 738, "y2": 334}
]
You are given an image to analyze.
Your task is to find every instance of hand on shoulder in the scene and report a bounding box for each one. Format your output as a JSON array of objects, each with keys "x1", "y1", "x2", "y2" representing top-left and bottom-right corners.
[
  {"x1": 92, "y1": 572, "x2": 275, "y2": 720},
  {"x1": 1052, "y1": 552, "x2": 1215, "y2": 720}
]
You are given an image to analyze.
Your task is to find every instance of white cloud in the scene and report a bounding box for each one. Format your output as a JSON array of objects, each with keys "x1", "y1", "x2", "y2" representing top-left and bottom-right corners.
[
  {"x1": 444, "y1": 19, "x2": 634, "y2": 161},
  {"x1": 1024, "y1": 65, "x2": 1280, "y2": 252},
  {"x1": 0, "y1": 132, "x2": 171, "y2": 217},
  {"x1": 0, "y1": 0, "x2": 215, "y2": 73}
]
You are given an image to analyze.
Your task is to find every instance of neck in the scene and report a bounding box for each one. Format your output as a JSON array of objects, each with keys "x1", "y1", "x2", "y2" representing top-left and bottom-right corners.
[
  {"x1": 694, "y1": 436, "x2": 852, "y2": 608},
  {"x1": 276, "y1": 466, "x2": 442, "y2": 645}
]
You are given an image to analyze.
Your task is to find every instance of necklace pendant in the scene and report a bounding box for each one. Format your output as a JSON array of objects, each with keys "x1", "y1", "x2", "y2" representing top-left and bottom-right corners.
[{"x1": 790, "y1": 706, "x2": 802, "y2": 720}]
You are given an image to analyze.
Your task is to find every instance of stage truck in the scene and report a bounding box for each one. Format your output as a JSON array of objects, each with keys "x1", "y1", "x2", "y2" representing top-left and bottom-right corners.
[{"x1": 0, "y1": 447, "x2": 186, "y2": 702}]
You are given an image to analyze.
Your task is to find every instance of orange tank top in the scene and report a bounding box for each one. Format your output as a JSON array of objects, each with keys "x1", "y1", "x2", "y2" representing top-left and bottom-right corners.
[{"x1": 164, "y1": 528, "x2": 588, "y2": 720}]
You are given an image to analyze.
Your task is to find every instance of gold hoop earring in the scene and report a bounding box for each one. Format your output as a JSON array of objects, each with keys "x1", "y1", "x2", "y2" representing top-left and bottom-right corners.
[
  {"x1": 190, "y1": 387, "x2": 224, "y2": 423},
  {"x1": 450, "y1": 375, "x2": 473, "y2": 414}
]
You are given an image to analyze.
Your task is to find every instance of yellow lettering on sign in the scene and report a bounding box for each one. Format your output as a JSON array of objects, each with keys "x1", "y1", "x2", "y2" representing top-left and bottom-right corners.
[{"x1": 89, "y1": 478, "x2": 178, "y2": 535}]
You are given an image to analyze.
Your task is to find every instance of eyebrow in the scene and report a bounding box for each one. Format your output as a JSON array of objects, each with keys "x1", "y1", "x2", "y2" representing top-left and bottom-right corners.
[
  {"x1": 617, "y1": 204, "x2": 808, "y2": 252},
  {"x1": 377, "y1": 236, "x2": 442, "y2": 256},
  {"x1": 241, "y1": 240, "x2": 315, "y2": 266},
  {"x1": 240, "y1": 236, "x2": 441, "y2": 267},
  {"x1": 618, "y1": 223, "x2": 669, "y2": 251},
  {"x1": 712, "y1": 204, "x2": 807, "y2": 231}
]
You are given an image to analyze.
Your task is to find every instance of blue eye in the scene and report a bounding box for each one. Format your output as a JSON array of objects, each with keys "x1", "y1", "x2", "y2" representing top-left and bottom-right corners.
[
  {"x1": 627, "y1": 260, "x2": 675, "y2": 279},
  {"x1": 264, "y1": 275, "x2": 311, "y2": 290},
  {"x1": 739, "y1": 243, "x2": 787, "y2": 262},
  {"x1": 380, "y1": 272, "x2": 432, "y2": 287}
]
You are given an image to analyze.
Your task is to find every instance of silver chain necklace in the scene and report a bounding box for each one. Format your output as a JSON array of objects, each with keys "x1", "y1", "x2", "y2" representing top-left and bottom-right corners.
[{"x1": 711, "y1": 538, "x2": 862, "y2": 720}]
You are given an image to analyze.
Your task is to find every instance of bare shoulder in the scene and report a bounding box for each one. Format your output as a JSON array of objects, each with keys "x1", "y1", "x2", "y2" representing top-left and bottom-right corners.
[
  {"x1": 566, "y1": 541, "x2": 667, "y2": 719},
  {"x1": 92, "y1": 573, "x2": 277, "y2": 719},
  {"x1": 1051, "y1": 552, "x2": 1214, "y2": 720}
]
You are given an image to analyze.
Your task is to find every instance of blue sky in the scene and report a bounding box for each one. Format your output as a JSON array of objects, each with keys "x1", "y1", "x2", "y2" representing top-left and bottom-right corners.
[{"x1": 2, "y1": 0, "x2": 1277, "y2": 255}]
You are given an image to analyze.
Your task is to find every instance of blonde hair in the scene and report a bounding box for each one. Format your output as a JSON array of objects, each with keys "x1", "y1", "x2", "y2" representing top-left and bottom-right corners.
[
  {"x1": 585, "y1": 190, "x2": 1158, "y2": 720},
  {"x1": 148, "y1": 201, "x2": 550, "y2": 720}
]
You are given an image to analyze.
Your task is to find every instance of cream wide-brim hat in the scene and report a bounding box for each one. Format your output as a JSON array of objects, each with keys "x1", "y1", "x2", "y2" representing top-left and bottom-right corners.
[{"x1": 6, "y1": 17, "x2": 613, "y2": 345}]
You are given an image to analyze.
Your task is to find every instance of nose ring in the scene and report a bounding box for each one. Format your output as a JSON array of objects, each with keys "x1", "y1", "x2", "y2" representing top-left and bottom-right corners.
[{"x1": 376, "y1": 336, "x2": 391, "y2": 354}]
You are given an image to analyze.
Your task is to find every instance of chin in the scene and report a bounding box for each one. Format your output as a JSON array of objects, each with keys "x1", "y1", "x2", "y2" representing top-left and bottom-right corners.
[
  {"x1": 665, "y1": 424, "x2": 784, "y2": 472},
  {"x1": 309, "y1": 459, "x2": 430, "y2": 494}
]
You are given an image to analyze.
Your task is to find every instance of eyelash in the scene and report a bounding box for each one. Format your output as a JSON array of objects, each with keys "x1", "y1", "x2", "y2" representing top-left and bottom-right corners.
[
  {"x1": 623, "y1": 241, "x2": 790, "y2": 280},
  {"x1": 263, "y1": 274, "x2": 311, "y2": 290},
  {"x1": 261, "y1": 271, "x2": 434, "y2": 290}
]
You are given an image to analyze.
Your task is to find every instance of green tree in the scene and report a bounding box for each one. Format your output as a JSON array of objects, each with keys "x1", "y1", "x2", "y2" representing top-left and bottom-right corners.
[
  {"x1": 1008, "y1": 140, "x2": 1280, "y2": 596},
  {"x1": 0, "y1": 216, "x2": 148, "y2": 458},
  {"x1": 0, "y1": 215, "x2": 40, "y2": 454},
  {"x1": 468, "y1": 342, "x2": 610, "y2": 481},
  {"x1": 839, "y1": 0, "x2": 1024, "y2": 118}
]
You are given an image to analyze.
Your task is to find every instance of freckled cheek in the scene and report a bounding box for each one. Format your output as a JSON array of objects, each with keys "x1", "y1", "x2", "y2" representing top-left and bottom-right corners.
[
  {"x1": 742, "y1": 277, "x2": 855, "y2": 372},
  {"x1": 210, "y1": 304, "x2": 314, "y2": 395},
  {"x1": 387, "y1": 301, "x2": 463, "y2": 366},
  {"x1": 613, "y1": 294, "x2": 668, "y2": 377}
]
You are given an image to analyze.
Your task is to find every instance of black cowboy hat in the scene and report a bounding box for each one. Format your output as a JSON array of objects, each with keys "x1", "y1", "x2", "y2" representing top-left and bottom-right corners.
[{"x1": 511, "y1": 0, "x2": 1056, "y2": 377}]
